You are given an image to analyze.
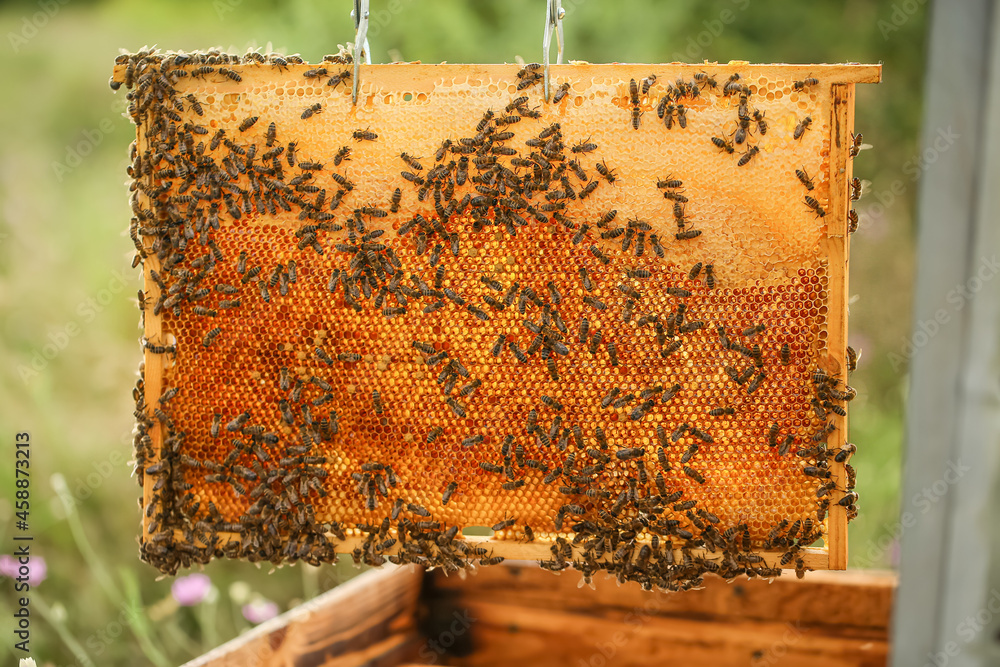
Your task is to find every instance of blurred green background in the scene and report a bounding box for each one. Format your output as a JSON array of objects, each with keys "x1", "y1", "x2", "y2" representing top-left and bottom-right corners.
[{"x1": 0, "y1": 0, "x2": 923, "y2": 664}]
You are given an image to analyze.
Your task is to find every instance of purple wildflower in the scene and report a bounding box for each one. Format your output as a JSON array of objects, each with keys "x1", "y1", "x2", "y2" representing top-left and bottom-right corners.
[
  {"x1": 0, "y1": 555, "x2": 47, "y2": 586},
  {"x1": 171, "y1": 573, "x2": 212, "y2": 606},
  {"x1": 242, "y1": 599, "x2": 279, "y2": 624}
]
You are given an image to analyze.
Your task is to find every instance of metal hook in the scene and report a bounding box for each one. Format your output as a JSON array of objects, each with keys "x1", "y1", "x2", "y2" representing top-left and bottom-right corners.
[
  {"x1": 351, "y1": 0, "x2": 371, "y2": 105},
  {"x1": 542, "y1": 0, "x2": 565, "y2": 102}
]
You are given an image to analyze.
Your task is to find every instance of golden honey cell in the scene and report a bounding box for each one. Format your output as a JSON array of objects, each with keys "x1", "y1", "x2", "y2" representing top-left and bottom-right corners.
[{"x1": 116, "y1": 51, "x2": 875, "y2": 587}]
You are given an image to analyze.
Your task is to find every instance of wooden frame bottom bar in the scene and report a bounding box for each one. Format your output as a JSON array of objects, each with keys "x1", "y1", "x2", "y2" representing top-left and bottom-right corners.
[{"x1": 188, "y1": 531, "x2": 830, "y2": 570}]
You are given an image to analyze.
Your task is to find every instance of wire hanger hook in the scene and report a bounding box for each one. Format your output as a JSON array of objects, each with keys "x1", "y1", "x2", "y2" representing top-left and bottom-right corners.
[
  {"x1": 351, "y1": 0, "x2": 371, "y2": 105},
  {"x1": 543, "y1": 0, "x2": 565, "y2": 102}
]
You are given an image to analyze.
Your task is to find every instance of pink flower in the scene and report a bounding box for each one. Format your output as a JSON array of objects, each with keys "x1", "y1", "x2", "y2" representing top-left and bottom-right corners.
[
  {"x1": 171, "y1": 573, "x2": 212, "y2": 606},
  {"x1": 0, "y1": 555, "x2": 47, "y2": 586},
  {"x1": 242, "y1": 599, "x2": 279, "y2": 624}
]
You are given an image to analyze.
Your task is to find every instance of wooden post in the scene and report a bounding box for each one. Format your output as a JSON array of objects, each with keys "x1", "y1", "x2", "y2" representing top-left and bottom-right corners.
[{"x1": 892, "y1": 1, "x2": 1000, "y2": 665}]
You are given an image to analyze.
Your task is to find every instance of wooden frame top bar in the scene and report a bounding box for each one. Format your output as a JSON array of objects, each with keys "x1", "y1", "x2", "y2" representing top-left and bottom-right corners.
[{"x1": 112, "y1": 60, "x2": 882, "y2": 85}]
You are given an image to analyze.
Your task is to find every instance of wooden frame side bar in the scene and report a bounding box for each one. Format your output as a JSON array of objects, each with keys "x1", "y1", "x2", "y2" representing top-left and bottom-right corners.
[{"x1": 821, "y1": 82, "x2": 856, "y2": 570}]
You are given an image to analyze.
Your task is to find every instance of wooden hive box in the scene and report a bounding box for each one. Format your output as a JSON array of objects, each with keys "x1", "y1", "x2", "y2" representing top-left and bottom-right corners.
[
  {"x1": 113, "y1": 51, "x2": 880, "y2": 587},
  {"x1": 182, "y1": 563, "x2": 897, "y2": 666}
]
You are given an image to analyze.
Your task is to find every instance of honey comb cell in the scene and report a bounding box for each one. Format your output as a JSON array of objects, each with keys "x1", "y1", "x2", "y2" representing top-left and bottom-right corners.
[{"x1": 115, "y1": 50, "x2": 878, "y2": 587}]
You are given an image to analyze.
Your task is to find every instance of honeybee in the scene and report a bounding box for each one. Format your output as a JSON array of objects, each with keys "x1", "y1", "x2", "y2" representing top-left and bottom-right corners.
[
  {"x1": 753, "y1": 109, "x2": 768, "y2": 135},
  {"x1": 239, "y1": 115, "x2": 259, "y2": 132},
  {"x1": 656, "y1": 95, "x2": 671, "y2": 119},
  {"x1": 552, "y1": 82, "x2": 571, "y2": 103},
  {"x1": 850, "y1": 132, "x2": 864, "y2": 158},
  {"x1": 804, "y1": 196, "x2": 826, "y2": 218},
  {"x1": 793, "y1": 116, "x2": 812, "y2": 140},
  {"x1": 795, "y1": 167, "x2": 815, "y2": 190},
  {"x1": 675, "y1": 229, "x2": 702, "y2": 240},
  {"x1": 780, "y1": 343, "x2": 791, "y2": 365},
  {"x1": 631, "y1": 106, "x2": 642, "y2": 130},
  {"x1": 353, "y1": 128, "x2": 378, "y2": 141},
  {"x1": 326, "y1": 69, "x2": 351, "y2": 88},
  {"x1": 846, "y1": 345, "x2": 859, "y2": 373},
  {"x1": 723, "y1": 78, "x2": 747, "y2": 99},
  {"x1": 607, "y1": 342, "x2": 620, "y2": 366},
  {"x1": 737, "y1": 145, "x2": 760, "y2": 167},
  {"x1": 803, "y1": 466, "x2": 832, "y2": 479},
  {"x1": 595, "y1": 160, "x2": 617, "y2": 184},
  {"x1": 202, "y1": 327, "x2": 222, "y2": 347},
  {"x1": 482, "y1": 333, "x2": 505, "y2": 360},
  {"x1": 447, "y1": 397, "x2": 466, "y2": 417},
  {"x1": 442, "y1": 481, "x2": 458, "y2": 505},
  {"x1": 683, "y1": 466, "x2": 706, "y2": 484},
  {"x1": 848, "y1": 209, "x2": 859, "y2": 234},
  {"x1": 793, "y1": 77, "x2": 819, "y2": 90},
  {"x1": 835, "y1": 443, "x2": 857, "y2": 463},
  {"x1": 676, "y1": 104, "x2": 688, "y2": 128},
  {"x1": 850, "y1": 177, "x2": 863, "y2": 201},
  {"x1": 301, "y1": 103, "x2": 322, "y2": 119},
  {"x1": 838, "y1": 491, "x2": 859, "y2": 507},
  {"x1": 219, "y1": 67, "x2": 242, "y2": 82},
  {"x1": 712, "y1": 136, "x2": 735, "y2": 154},
  {"x1": 398, "y1": 152, "x2": 423, "y2": 172},
  {"x1": 694, "y1": 71, "x2": 717, "y2": 88},
  {"x1": 203, "y1": 413, "x2": 221, "y2": 439},
  {"x1": 461, "y1": 434, "x2": 483, "y2": 448}
]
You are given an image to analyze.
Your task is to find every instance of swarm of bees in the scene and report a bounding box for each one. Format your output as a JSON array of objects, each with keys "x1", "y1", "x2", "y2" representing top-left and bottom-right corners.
[{"x1": 116, "y1": 50, "x2": 864, "y2": 587}]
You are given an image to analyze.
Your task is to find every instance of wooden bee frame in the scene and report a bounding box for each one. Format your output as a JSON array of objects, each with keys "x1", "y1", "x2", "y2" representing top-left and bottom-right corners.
[{"x1": 114, "y1": 53, "x2": 879, "y2": 583}]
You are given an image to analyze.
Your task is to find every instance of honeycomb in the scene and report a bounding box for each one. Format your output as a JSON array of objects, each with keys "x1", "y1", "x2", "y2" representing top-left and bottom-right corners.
[{"x1": 115, "y1": 50, "x2": 874, "y2": 589}]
